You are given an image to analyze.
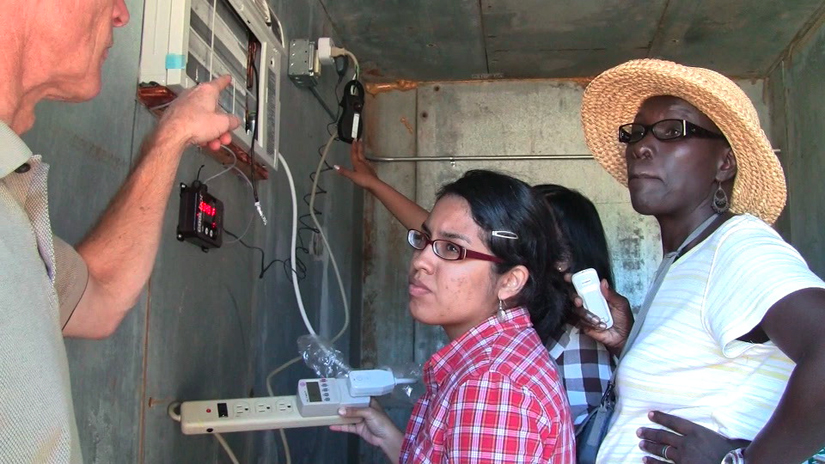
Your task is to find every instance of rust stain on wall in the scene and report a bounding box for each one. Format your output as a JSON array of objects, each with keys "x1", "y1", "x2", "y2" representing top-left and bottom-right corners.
[
  {"x1": 400, "y1": 116, "x2": 414, "y2": 135},
  {"x1": 366, "y1": 80, "x2": 419, "y2": 95},
  {"x1": 362, "y1": 197, "x2": 376, "y2": 279},
  {"x1": 57, "y1": 127, "x2": 124, "y2": 168},
  {"x1": 360, "y1": 290, "x2": 379, "y2": 367}
]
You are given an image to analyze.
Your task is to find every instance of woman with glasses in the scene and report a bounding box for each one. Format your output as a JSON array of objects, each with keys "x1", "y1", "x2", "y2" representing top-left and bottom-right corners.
[
  {"x1": 578, "y1": 59, "x2": 825, "y2": 463},
  {"x1": 331, "y1": 170, "x2": 575, "y2": 463},
  {"x1": 336, "y1": 143, "x2": 616, "y2": 429}
]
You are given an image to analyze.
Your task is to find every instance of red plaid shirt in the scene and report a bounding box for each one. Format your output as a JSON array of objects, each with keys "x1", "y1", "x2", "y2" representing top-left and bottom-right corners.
[{"x1": 400, "y1": 307, "x2": 575, "y2": 463}]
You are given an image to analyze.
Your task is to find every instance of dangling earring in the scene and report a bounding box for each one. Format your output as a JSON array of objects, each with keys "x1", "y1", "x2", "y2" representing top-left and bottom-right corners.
[
  {"x1": 712, "y1": 181, "x2": 730, "y2": 213},
  {"x1": 497, "y1": 299, "x2": 507, "y2": 323}
]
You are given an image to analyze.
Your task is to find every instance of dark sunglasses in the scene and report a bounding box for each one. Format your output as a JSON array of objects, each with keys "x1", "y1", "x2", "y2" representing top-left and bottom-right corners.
[
  {"x1": 407, "y1": 229, "x2": 502, "y2": 263},
  {"x1": 618, "y1": 119, "x2": 727, "y2": 144}
]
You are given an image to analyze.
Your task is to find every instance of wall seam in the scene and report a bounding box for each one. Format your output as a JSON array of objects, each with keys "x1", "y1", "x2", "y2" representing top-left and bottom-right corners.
[
  {"x1": 765, "y1": 0, "x2": 825, "y2": 77},
  {"x1": 317, "y1": 0, "x2": 345, "y2": 45},
  {"x1": 478, "y1": 0, "x2": 491, "y2": 74},
  {"x1": 647, "y1": 0, "x2": 672, "y2": 57},
  {"x1": 137, "y1": 279, "x2": 152, "y2": 464}
]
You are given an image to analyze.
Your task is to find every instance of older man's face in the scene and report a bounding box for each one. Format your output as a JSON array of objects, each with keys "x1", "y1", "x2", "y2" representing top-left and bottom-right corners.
[{"x1": 38, "y1": 0, "x2": 130, "y2": 101}]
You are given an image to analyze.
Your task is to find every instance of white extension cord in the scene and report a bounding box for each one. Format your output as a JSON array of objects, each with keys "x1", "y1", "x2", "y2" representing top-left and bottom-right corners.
[
  {"x1": 213, "y1": 45, "x2": 360, "y2": 463},
  {"x1": 258, "y1": 137, "x2": 349, "y2": 464},
  {"x1": 209, "y1": 141, "x2": 350, "y2": 464}
]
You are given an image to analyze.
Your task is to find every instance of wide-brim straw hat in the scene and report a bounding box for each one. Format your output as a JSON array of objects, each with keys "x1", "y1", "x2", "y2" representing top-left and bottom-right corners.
[{"x1": 580, "y1": 59, "x2": 786, "y2": 224}]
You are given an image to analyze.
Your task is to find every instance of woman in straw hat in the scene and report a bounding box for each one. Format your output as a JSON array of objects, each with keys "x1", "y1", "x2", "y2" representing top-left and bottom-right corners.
[{"x1": 578, "y1": 59, "x2": 825, "y2": 464}]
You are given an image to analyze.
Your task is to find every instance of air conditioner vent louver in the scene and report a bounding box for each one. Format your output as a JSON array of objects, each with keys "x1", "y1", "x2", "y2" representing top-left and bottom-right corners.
[{"x1": 138, "y1": 0, "x2": 283, "y2": 171}]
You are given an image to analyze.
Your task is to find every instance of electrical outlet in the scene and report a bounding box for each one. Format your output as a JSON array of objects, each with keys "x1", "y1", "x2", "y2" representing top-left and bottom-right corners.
[{"x1": 179, "y1": 395, "x2": 360, "y2": 435}]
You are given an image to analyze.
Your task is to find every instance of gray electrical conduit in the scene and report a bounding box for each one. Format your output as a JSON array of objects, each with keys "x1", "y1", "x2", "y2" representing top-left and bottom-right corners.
[{"x1": 365, "y1": 149, "x2": 781, "y2": 163}]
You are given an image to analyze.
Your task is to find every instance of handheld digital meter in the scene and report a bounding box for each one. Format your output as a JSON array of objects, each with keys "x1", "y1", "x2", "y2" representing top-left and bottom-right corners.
[
  {"x1": 176, "y1": 181, "x2": 224, "y2": 251},
  {"x1": 296, "y1": 377, "x2": 370, "y2": 417}
]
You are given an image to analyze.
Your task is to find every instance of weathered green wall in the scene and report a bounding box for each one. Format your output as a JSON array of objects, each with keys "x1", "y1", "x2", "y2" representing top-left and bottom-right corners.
[{"x1": 767, "y1": 21, "x2": 825, "y2": 277}]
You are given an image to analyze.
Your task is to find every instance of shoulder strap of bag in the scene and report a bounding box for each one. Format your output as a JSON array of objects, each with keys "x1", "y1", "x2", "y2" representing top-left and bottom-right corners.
[{"x1": 617, "y1": 213, "x2": 720, "y2": 361}]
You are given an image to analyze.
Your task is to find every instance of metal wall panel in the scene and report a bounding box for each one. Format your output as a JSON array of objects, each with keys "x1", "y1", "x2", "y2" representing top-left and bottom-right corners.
[
  {"x1": 650, "y1": 0, "x2": 825, "y2": 77},
  {"x1": 483, "y1": 0, "x2": 665, "y2": 78},
  {"x1": 769, "y1": 27, "x2": 825, "y2": 277},
  {"x1": 321, "y1": 0, "x2": 825, "y2": 81},
  {"x1": 319, "y1": 0, "x2": 488, "y2": 80}
]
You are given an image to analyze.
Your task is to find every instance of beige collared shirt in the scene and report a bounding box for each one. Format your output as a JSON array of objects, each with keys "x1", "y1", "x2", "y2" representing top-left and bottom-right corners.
[{"x1": 0, "y1": 122, "x2": 84, "y2": 463}]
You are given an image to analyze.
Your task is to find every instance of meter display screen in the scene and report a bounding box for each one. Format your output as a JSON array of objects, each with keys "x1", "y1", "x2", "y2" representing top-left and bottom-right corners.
[
  {"x1": 199, "y1": 200, "x2": 217, "y2": 218},
  {"x1": 197, "y1": 195, "x2": 219, "y2": 237},
  {"x1": 306, "y1": 381, "x2": 322, "y2": 403}
]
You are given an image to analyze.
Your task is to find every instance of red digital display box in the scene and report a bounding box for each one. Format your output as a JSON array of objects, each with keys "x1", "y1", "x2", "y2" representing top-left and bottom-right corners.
[{"x1": 176, "y1": 181, "x2": 223, "y2": 251}]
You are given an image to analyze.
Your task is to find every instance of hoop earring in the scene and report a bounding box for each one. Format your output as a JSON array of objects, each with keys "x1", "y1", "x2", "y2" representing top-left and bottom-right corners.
[
  {"x1": 496, "y1": 299, "x2": 507, "y2": 323},
  {"x1": 712, "y1": 182, "x2": 730, "y2": 213}
]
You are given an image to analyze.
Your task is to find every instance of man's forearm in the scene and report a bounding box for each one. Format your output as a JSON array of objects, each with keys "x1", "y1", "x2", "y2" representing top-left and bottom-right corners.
[
  {"x1": 63, "y1": 76, "x2": 239, "y2": 338},
  {"x1": 70, "y1": 128, "x2": 187, "y2": 333}
]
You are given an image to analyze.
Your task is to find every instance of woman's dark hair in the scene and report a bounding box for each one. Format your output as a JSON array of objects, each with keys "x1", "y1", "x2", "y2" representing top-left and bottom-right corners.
[
  {"x1": 437, "y1": 170, "x2": 567, "y2": 343},
  {"x1": 533, "y1": 184, "x2": 614, "y2": 332}
]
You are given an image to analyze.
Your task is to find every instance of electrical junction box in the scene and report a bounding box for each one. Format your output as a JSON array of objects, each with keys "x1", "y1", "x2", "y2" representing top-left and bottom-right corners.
[
  {"x1": 288, "y1": 39, "x2": 320, "y2": 88},
  {"x1": 138, "y1": 0, "x2": 283, "y2": 171},
  {"x1": 177, "y1": 181, "x2": 224, "y2": 251}
]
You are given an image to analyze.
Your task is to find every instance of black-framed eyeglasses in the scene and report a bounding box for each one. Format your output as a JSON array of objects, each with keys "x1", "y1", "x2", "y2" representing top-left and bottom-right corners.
[
  {"x1": 618, "y1": 119, "x2": 727, "y2": 144},
  {"x1": 407, "y1": 229, "x2": 503, "y2": 263}
]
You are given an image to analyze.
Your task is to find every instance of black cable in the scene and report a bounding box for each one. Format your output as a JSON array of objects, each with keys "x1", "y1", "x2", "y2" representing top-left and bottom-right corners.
[
  {"x1": 234, "y1": 55, "x2": 350, "y2": 278},
  {"x1": 225, "y1": 228, "x2": 306, "y2": 280},
  {"x1": 250, "y1": 60, "x2": 260, "y2": 203},
  {"x1": 245, "y1": 38, "x2": 261, "y2": 204},
  {"x1": 195, "y1": 164, "x2": 205, "y2": 182}
]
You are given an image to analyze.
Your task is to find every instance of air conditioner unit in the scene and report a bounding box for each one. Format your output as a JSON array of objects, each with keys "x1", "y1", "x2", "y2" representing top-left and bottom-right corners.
[{"x1": 138, "y1": 0, "x2": 284, "y2": 172}]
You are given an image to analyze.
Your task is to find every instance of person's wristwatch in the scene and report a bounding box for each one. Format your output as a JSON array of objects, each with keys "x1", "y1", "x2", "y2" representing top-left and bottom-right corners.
[{"x1": 722, "y1": 447, "x2": 746, "y2": 464}]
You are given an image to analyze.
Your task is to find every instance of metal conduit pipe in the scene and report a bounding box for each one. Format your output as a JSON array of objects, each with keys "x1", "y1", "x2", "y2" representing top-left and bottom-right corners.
[
  {"x1": 365, "y1": 154, "x2": 594, "y2": 162},
  {"x1": 365, "y1": 149, "x2": 780, "y2": 163}
]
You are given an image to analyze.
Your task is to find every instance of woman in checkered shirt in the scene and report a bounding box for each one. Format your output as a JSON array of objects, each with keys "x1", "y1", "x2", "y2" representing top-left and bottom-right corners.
[
  {"x1": 535, "y1": 184, "x2": 615, "y2": 426},
  {"x1": 336, "y1": 143, "x2": 615, "y2": 427},
  {"x1": 331, "y1": 170, "x2": 576, "y2": 462}
]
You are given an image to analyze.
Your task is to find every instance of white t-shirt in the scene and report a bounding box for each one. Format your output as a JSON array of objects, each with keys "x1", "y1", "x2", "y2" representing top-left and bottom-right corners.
[{"x1": 597, "y1": 214, "x2": 825, "y2": 463}]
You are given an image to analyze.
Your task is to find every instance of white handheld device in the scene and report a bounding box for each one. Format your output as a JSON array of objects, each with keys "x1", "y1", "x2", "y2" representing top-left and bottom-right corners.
[
  {"x1": 296, "y1": 377, "x2": 371, "y2": 417},
  {"x1": 571, "y1": 268, "x2": 613, "y2": 329}
]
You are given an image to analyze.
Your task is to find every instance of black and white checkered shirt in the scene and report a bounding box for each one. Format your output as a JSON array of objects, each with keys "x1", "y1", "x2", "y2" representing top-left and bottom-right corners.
[{"x1": 548, "y1": 323, "x2": 614, "y2": 426}]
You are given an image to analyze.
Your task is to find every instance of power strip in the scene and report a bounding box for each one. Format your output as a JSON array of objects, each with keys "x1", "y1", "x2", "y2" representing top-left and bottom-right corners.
[{"x1": 179, "y1": 395, "x2": 361, "y2": 435}]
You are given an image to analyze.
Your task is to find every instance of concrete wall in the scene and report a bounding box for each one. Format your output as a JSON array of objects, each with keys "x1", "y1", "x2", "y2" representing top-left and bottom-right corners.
[
  {"x1": 766, "y1": 24, "x2": 825, "y2": 277},
  {"x1": 358, "y1": 77, "x2": 771, "y2": 462},
  {"x1": 22, "y1": 0, "x2": 361, "y2": 462}
]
